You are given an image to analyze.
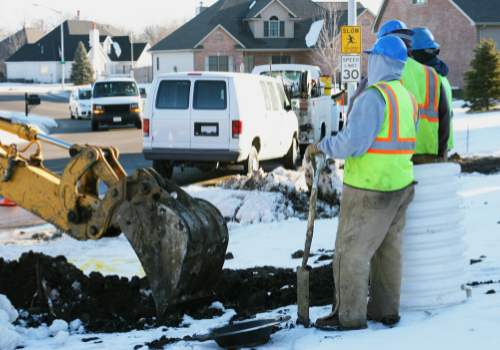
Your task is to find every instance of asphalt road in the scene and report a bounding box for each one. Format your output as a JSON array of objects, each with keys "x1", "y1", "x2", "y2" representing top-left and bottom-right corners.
[{"x1": 0, "y1": 91, "x2": 285, "y2": 229}]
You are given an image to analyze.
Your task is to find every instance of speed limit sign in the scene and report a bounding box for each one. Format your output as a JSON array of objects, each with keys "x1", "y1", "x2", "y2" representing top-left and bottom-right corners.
[{"x1": 341, "y1": 55, "x2": 361, "y2": 83}]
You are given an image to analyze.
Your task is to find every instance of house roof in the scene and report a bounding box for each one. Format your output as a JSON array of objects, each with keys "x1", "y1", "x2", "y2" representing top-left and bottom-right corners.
[
  {"x1": 151, "y1": 0, "x2": 349, "y2": 52},
  {"x1": 316, "y1": 1, "x2": 365, "y2": 11},
  {"x1": 6, "y1": 20, "x2": 147, "y2": 63},
  {"x1": 0, "y1": 28, "x2": 46, "y2": 63},
  {"x1": 451, "y1": 0, "x2": 500, "y2": 23}
]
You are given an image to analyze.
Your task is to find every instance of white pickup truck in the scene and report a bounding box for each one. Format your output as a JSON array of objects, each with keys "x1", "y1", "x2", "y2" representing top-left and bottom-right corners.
[{"x1": 252, "y1": 64, "x2": 341, "y2": 157}]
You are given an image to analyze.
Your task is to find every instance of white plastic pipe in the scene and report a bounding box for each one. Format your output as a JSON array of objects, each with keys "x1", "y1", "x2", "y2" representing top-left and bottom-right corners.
[{"x1": 401, "y1": 163, "x2": 470, "y2": 310}]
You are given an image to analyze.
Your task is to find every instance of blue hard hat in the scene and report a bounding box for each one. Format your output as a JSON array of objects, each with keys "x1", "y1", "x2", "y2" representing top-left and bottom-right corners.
[
  {"x1": 411, "y1": 27, "x2": 439, "y2": 50},
  {"x1": 363, "y1": 36, "x2": 408, "y2": 63},
  {"x1": 377, "y1": 20, "x2": 416, "y2": 39}
]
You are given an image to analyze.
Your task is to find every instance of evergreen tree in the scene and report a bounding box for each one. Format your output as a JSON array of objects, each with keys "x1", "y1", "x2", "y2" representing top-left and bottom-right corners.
[
  {"x1": 70, "y1": 41, "x2": 94, "y2": 85},
  {"x1": 463, "y1": 38, "x2": 500, "y2": 111}
]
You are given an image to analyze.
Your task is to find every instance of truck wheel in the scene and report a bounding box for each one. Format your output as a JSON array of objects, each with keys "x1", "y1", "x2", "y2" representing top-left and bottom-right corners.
[
  {"x1": 91, "y1": 120, "x2": 99, "y2": 132},
  {"x1": 153, "y1": 160, "x2": 173, "y2": 179},
  {"x1": 243, "y1": 146, "x2": 259, "y2": 175},
  {"x1": 284, "y1": 138, "x2": 297, "y2": 170},
  {"x1": 299, "y1": 144, "x2": 309, "y2": 160},
  {"x1": 135, "y1": 121, "x2": 142, "y2": 129}
]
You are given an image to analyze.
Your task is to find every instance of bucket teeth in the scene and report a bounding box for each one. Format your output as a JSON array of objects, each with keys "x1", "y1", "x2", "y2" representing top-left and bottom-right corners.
[{"x1": 117, "y1": 180, "x2": 228, "y2": 319}]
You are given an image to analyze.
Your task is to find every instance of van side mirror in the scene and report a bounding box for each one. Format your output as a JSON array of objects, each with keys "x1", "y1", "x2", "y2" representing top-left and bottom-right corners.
[
  {"x1": 139, "y1": 88, "x2": 147, "y2": 98},
  {"x1": 285, "y1": 104, "x2": 292, "y2": 112}
]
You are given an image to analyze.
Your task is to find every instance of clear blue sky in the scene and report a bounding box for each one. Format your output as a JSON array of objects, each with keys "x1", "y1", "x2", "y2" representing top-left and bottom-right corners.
[{"x1": 1, "y1": 0, "x2": 383, "y2": 35}]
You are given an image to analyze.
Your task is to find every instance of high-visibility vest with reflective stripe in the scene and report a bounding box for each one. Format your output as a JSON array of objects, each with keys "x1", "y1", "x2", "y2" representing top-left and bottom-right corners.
[
  {"x1": 401, "y1": 58, "x2": 441, "y2": 155},
  {"x1": 440, "y1": 75, "x2": 454, "y2": 151},
  {"x1": 344, "y1": 80, "x2": 418, "y2": 192}
]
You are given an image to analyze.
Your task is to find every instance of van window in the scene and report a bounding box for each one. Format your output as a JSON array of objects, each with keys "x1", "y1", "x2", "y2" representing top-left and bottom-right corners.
[
  {"x1": 266, "y1": 82, "x2": 279, "y2": 110},
  {"x1": 275, "y1": 82, "x2": 289, "y2": 109},
  {"x1": 156, "y1": 80, "x2": 191, "y2": 109},
  {"x1": 193, "y1": 81, "x2": 227, "y2": 110},
  {"x1": 260, "y1": 81, "x2": 272, "y2": 111}
]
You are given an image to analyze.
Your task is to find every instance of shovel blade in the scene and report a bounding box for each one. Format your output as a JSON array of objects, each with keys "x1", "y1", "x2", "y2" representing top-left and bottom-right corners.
[{"x1": 296, "y1": 266, "x2": 310, "y2": 327}]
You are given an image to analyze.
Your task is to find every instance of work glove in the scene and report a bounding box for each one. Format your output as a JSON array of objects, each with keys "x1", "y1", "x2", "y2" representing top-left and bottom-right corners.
[{"x1": 305, "y1": 142, "x2": 323, "y2": 162}]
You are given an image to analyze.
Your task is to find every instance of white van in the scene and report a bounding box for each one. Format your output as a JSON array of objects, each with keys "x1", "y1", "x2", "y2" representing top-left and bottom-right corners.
[
  {"x1": 90, "y1": 77, "x2": 143, "y2": 131},
  {"x1": 142, "y1": 72, "x2": 299, "y2": 179},
  {"x1": 69, "y1": 87, "x2": 92, "y2": 119}
]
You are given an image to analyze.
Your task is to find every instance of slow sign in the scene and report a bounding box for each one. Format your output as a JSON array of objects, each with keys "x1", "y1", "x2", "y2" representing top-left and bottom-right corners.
[{"x1": 341, "y1": 26, "x2": 362, "y2": 54}]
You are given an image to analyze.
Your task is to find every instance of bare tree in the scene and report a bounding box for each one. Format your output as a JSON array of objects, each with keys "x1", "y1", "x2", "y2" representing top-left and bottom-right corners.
[
  {"x1": 140, "y1": 18, "x2": 188, "y2": 46},
  {"x1": 310, "y1": 2, "x2": 344, "y2": 87},
  {"x1": 30, "y1": 18, "x2": 55, "y2": 33}
]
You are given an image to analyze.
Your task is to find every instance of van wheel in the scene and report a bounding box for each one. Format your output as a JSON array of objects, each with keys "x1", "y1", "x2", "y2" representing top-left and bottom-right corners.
[
  {"x1": 299, "y1": 144, "x2": 309, "y2": 160},
  {"x1": 135, "y1": 121, "x2": 142, "y2": 129},
  {"x1": 91, "y1": 120, "x2": 99, "y2": 132},
  {"x1": 153, "y1": 160, "x2": 174, "y2": 179},
  {"x1": 284, "y1": 138, "x2": 297, "y2": 170},
  {"x1": 243, "y1": 146, "x2": 259, "y2": 175}
]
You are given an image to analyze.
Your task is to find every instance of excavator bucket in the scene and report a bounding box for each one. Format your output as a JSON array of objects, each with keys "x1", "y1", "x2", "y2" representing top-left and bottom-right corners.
[{"x1": 117, "y1": 177, "x2": 229, "y2": 320}]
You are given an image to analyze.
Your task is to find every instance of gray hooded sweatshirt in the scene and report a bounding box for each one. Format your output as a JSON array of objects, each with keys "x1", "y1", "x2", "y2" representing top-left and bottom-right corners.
[{"x1": 320, "y1": 53, "x2": 418, "y2": 159}]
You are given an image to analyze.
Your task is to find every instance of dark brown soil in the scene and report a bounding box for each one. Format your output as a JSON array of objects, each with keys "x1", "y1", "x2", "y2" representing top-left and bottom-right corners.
[
  {"x1": 449, "y1": 153, "x2": 500, "y2": 175},
  {"x1": 0, "y1": 252, "x2": 335, "y2": 334}
]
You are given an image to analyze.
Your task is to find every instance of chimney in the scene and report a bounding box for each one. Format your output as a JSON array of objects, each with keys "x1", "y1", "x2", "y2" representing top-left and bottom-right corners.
[
  {"x1": 75, "y1": 10, "x2": 80, "y2": 20},
  {"x1": 195, "y1": 1, "x2": 207, "y2": 16},
  {"x1": 89, "y1": 23, "x2": 99, "y2": 48}
]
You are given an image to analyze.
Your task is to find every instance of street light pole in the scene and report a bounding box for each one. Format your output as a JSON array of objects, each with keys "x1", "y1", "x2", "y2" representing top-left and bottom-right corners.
[{"x1": 33, "y1": 4, "x2": 64, "y2": 90}]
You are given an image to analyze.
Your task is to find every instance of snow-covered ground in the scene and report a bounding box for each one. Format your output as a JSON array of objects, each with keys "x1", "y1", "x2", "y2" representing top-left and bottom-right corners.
[
  {"x1": 0, "y1": 83, "x2": 84, "y2": 99},
  {"x1": 0, "y1": 110, "x2": 58, "y2": 145},
  {"x1": 1, "y1": 101, "x2": 500, "y2": 349}
]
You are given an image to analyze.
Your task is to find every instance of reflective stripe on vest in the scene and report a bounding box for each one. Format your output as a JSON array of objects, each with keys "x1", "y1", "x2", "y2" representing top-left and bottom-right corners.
[
  {"x1": 420, "y1": 65, "x2": 439, "y2": 123},
  {"x1": 367, "y1": 82, "x2": 418, "y2": 155}
]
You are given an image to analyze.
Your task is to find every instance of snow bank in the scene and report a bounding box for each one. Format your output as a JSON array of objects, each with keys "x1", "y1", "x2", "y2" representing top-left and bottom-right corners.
[
  {"x1": 0, "y1": 83, "x2": 80, "y2": 94},
  {"x1": 49, "y1": 320, "x2": 68, "y2": 334},
  {"x1": 305, "y1": 19, "x2": 325, "y2": 47},
  {"x1": 0, "y1": 295, "x2": 21, "y2": 350},
  {"x1": 0, "y1": 110, "x2": 58, "y2": 145},
  {"x1": 52, "y1": 331, "x2": 68, "y2": 346},
  {"x1": 113, "y1": 42, "x2": 122, "y2": 58},
  {"x1": 187, "y1": 166, "x2": 339, "y2": 224}
]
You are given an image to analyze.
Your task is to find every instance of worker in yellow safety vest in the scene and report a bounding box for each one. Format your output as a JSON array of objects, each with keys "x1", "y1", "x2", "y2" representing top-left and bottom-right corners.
[
  {"x1": 411, "y1": 27, "x2": 454, "y2": 154},
  {"x1": 306, "y1": 35, "x2": 419, "y2": 330},
  {"x1": 345, "y1": 20, "x2": 450, "y2": 164}
]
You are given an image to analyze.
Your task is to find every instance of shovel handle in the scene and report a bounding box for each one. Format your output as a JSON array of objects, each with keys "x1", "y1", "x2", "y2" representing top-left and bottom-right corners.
[{"x1": 301, "y1": 154, "x2": 326, "y2": 268}]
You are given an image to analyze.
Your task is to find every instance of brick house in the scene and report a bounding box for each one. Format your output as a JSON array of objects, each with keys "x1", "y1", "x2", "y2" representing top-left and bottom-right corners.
[
  {"x1": 149, "y1": 0, "x2": 376, "y2": 78},
  {"x1": 373, "y1": 0, "x2": 500, "y2": 88}
]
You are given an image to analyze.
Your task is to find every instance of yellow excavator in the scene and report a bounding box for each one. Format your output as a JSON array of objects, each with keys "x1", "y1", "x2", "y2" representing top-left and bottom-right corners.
[{"x1": 0, "y1": 116, "x2": 229, "y2": 319}]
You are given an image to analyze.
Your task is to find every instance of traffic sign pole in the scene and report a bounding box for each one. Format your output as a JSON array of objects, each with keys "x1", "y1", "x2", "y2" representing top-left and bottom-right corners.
[{"x1": 347, "y1": 0, "x2": 356, "y2": 123}]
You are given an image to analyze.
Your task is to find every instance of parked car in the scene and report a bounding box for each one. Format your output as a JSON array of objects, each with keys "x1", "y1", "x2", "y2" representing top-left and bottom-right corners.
[
  {"x1": 90, "y1": 76, "x2": 143, "y2": 131},
  {"x1": 69, "y1": 87, "x2": 92, "y2": 119},
  {"x1": 142, "y1": 72, "x2": 299, "y2": 179},
  {"x1": 252, "y1": 64, "x2": 342, "y2": 157}
]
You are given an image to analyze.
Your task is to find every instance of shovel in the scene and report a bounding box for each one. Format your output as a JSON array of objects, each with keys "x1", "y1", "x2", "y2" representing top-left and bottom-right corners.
[{"x1": 297, "y1": 154, "x2": 326, "y2": 327}]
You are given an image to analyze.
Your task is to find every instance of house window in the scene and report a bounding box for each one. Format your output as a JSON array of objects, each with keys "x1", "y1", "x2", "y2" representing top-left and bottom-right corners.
[
  {"x1": 362, "y1": 19, "x2": 371, "y2": 25},
  {"x1": 270, "y1": 16, "x2": 279, "y2": 37},
  {"x1": 9, "y1": 36, "x2": 12, "y2": 43},
  {"x1": 271, "y1": 56, "x2": 290, "y2": 64},
  {"x1": 40, "y1": 66, "x2": 48, "y2": 75},
  {"x1": 412, "y1": 0, "x2": 427, "y2": 4},
  {"x1": 41, "y1": 46, "x2": 44, "y2": 54},
  {"x1": 214, "y1": 34, "x2": 223, "y2": 41},
  {"x1": 208, "y1": 56, "x2": 229, "y2": 72}
]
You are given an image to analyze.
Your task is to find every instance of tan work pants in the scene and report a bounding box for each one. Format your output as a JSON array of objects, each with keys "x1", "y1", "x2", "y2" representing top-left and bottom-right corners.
[{"x1": 332, "y1": 184, "x2": 415, "y2": 328}]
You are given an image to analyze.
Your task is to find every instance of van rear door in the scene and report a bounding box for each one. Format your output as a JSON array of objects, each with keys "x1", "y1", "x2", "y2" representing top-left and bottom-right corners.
[
  {"x1": 151, "y1": 79, "x2": 192, "y2": 149},
  {"x1": 190, "y1": 78, "x2": 230, "y2": 150}
]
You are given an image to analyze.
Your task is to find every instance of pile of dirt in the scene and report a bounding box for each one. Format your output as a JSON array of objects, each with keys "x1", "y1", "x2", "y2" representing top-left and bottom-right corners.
[
  {"x1": 0, "y1": 252, "x2": 335, "y2": 333},
  {"x1": 449, "y1": 153, "x2": 500, "y2": 175}
]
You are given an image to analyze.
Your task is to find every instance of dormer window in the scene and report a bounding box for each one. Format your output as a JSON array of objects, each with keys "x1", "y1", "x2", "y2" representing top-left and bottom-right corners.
[{"x1": 264, "y1": 16, "x2": 285, "y2": 38}]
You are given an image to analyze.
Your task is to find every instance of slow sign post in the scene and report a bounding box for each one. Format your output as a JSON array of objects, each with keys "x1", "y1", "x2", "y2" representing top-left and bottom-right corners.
[{"x1": 341, "y1": 26, "x2": 362, "y2": 54}]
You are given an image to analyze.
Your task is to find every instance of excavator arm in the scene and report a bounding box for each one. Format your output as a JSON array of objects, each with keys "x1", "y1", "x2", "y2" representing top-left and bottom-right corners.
[{"x1": 0, "y1": 116, "x2": 229, "y2": 319}]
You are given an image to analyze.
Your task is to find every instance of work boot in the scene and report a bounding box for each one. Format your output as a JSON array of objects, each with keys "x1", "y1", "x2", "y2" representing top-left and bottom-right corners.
[
  {"x1": 371, "y1": 314, "x2": 401, "y2": 326},
  {"x1": 315, "y1": 313, "x2": 340, "y2": 328}
]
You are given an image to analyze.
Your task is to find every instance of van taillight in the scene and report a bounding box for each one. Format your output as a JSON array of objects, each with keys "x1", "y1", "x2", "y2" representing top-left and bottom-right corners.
[
  {"x1": 143, "y1": 119, "x2": 150, "y2": 137},
  {"x1": 232, "y1": 121, "x2": 242, "y2": 138}
]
